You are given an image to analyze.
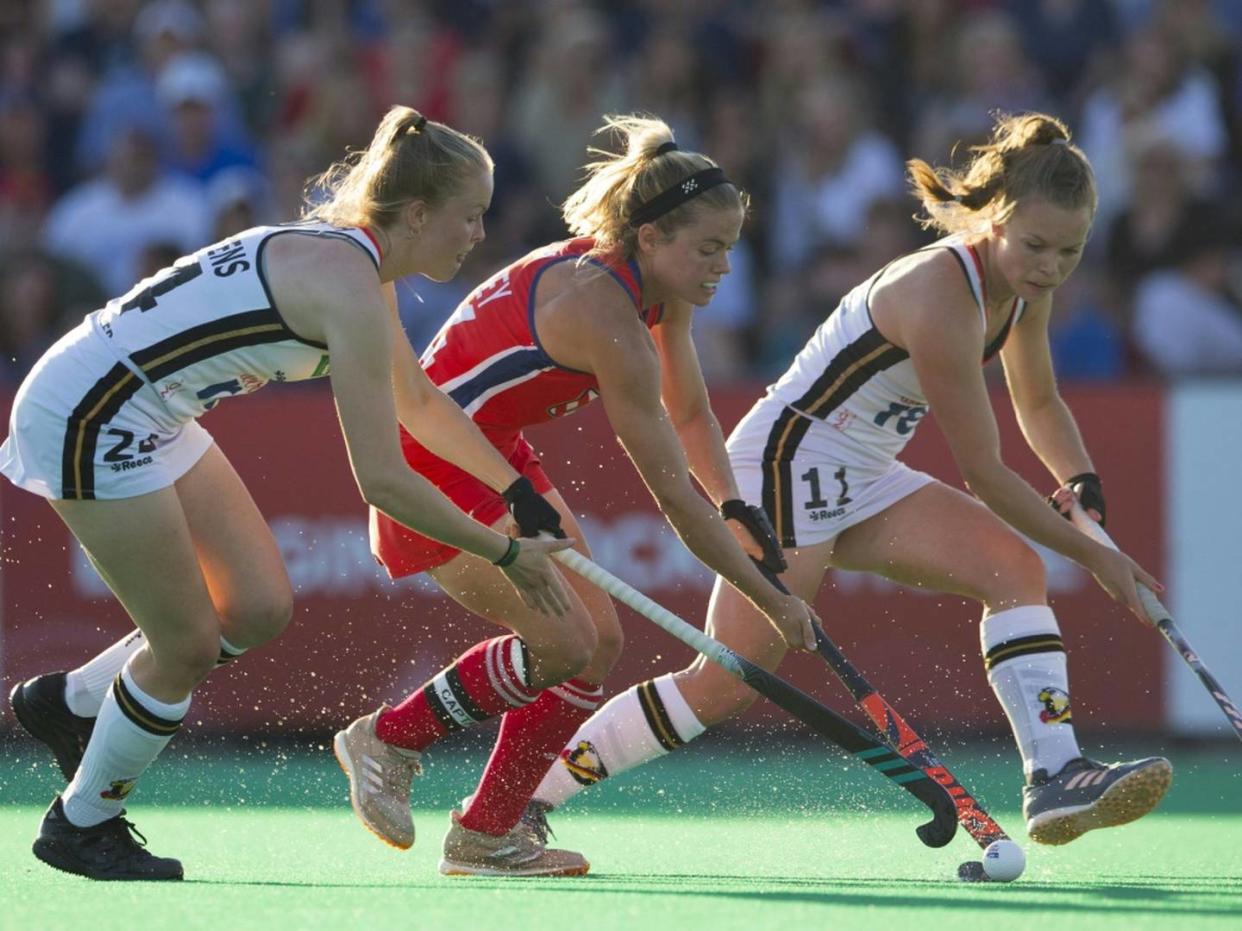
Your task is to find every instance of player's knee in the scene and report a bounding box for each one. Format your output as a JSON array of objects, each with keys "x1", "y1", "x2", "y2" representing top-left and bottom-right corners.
[
  {"x1": 980, "y1": 536, "x2": 1046, "y2": 607},
  {"x1": 153, "y1": 630, "x2": 221, "y2": 688},
  {"x1": 220, "y1": 580, "x2": 294, "y2": 649},
  {"x1": 681, "y1": 667, "x2": 757, "y2": 726},
  {"x1": 528, "y1": 616, "x2": 596, "y2": 687},
  {"x1": 589, "y1": 605, "x2": 624, "y2": 674}
]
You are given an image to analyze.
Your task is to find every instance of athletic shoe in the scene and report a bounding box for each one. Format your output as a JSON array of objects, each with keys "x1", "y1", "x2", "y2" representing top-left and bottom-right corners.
[
  {"x1": 439, "y1": 808, "x2": 589, "y2": 877},
  {"x1": 1023, "y1": 756, "x2": 1173, "y2": 845},
  {"x1": 333, "y1": 706, "x2": 421, "y2": 849},
  {"x1": 32, "y1": 796, "x2": 183, "y2": 881},
  {"x1": 10, "y1": 672, "x2": 95, "y2": 781}
]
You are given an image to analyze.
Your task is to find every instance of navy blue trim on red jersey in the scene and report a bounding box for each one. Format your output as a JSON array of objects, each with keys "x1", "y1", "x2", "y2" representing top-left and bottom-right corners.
[{"x1": 445, "y1": 347, "x2": 554, "y2": 411}]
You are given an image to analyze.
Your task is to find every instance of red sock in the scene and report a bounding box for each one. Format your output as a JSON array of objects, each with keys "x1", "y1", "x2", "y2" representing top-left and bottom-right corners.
[
  {"x1": 375, "y1": 636, "x2": 538, "y2": 751},
  {"x1": 459, "y1": 677, "x2": 604, "y2": 836}
]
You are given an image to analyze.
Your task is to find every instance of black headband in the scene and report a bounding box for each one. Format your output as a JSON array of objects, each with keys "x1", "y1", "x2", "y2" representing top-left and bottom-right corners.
[{"x1": 628, "y1": 167, "x2": 731, "y2": 228}]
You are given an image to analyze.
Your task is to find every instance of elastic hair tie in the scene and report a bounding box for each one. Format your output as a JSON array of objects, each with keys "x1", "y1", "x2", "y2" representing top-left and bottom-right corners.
[
  {"x1": 412, "y1": 114, "x2": 428, "y2": 133},
  {"x1": 1049, "y1": 137, "x2": 1068, "y2": 147},
  {"x1": 655, "y1": 140, "x2": 679, "y2": 156}
]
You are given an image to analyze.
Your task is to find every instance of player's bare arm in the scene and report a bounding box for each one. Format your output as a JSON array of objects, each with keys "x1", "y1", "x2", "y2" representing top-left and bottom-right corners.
[
  {"x1": 572, "y1": 286, "x2": 814, "y2": 649},
  {"x1": 380, "y1": 282, "x2": 524, "y2": 493},
  {"x1": 651, "y1": 300, "x2": 770, "y2": 561},
  {"x1": 999, "y1": 294, "x2": 1097, "y2": 487},
  {"x1": 891, "y1": 267, "x2": 1155, "y2": 616},
  {"x1": 276, "y1": 244, "x2": 572, "y2": 615}
]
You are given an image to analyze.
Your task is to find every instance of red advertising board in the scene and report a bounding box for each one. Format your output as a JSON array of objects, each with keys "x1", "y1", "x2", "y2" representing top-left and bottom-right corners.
[{"x1": 0, "y1": 382, "x2": 1164, "y2": 735}]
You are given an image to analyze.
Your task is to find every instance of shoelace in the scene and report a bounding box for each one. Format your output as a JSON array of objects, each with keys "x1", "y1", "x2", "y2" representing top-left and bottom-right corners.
[{"x1": 520, "y1": 804, "x2": 555, "y2": 846}]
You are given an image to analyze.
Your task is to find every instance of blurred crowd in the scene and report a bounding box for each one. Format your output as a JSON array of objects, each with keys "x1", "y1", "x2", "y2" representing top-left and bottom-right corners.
[{"x1": 1, "y1": 0, "x2": 1240, "y2": 383}]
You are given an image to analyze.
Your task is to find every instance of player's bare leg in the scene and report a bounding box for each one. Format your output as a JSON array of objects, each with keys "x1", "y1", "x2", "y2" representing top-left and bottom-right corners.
[
  {"x1": 828, "y1": 481, "x2": 1172, "y2": 844},
  {"x1": 32, "y1": 447, "x2": 292, "y2": 879}
]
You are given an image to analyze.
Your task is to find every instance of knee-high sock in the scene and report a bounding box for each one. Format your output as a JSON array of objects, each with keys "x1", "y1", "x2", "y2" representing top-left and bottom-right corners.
[
  {"x1": 375, "y1": 635, "x2": 539, "y2": 752},
  {"x1": 981, "y1": 605, "x2": 1082, "y2": 780},
  {"x1": 64, "y1": 632, "x2": 246, "y2": 718},
  {"x1": 458, "y1": 677, "x2": 604, "y2": 836},
  {"x1": 533, "y1": 673, "x2": 706, "y2": 810},
  {"x1": 61, "y1": 662, "x2": 189, "y2": 827}
]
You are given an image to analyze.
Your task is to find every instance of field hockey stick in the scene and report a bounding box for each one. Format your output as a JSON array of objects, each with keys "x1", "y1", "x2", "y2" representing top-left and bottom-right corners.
[
  {"x1": 752, "y1": 561, "x2": 1009, "y2": 849},
  {"x1": 551, "y1": 547, "x2": 959, "y2": 848},
  {"x1": 1069, "y1": 503, "x2": 1242, "y2": 743}
]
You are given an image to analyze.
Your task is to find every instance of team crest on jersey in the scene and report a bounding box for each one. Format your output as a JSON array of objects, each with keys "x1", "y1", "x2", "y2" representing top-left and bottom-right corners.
[
  {"x1": 547, "y1": 389, "x2": 597, "y2": 419},
  {"x1": 100, "y1": 778, "x2": 138, "y2": 801},
  {"x1": 561, "y1": 740, "x2": 608, "y2": 786},
  {"x1": 1038, "y1": 687, "x2": 1072, "y2": 724}
]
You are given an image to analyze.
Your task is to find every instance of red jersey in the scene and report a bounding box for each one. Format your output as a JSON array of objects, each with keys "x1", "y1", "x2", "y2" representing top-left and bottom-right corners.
[
  {"x1": 375, "y1": 238, "x2": 663, "y2": 577},
  {"x1": 410, "y1": 236, "x2": 663, "y2": 454}
]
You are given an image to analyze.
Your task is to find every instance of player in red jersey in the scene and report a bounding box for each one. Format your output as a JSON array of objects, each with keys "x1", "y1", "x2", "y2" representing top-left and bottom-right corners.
[{"x1": 334, "y1": 114, "x2": 819, "y2": 876}]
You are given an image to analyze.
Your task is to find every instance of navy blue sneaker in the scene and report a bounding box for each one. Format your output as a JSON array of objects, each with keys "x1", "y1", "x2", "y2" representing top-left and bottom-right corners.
[
  {"x1": 33, "y1": 796, "x2": 183, "y2": 881},
  {"x1": 1023, "y1": 756, "x2": 1172, "y2": 845},
  {"x1": 10, "y1": 672, "x2": 95, "y2": 780}
]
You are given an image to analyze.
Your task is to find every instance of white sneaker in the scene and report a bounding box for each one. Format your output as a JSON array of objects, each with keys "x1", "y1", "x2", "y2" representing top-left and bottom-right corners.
[
  {"x1": 333, "y1": 706, "x2": 422, "y2": 849},
  {"x1": 439, "y1": 808, "x2": 589, "y2": 877}
]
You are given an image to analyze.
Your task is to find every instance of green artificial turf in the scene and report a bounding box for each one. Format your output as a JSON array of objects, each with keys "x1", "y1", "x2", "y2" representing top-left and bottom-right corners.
[{"x1": 2, "y1": 736, "x2": 1238, "y2": 930}]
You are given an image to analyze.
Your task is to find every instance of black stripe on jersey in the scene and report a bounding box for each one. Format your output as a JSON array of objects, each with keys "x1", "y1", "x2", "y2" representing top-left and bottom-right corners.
[
  {"x1": 983, "y1": 299, "x2": 1020, "y2": 362},
  {"x1": 60, "y1": 362, "x2": 146, "y2": 500},
  {"x1": 636, "y1": 680, "x2": 684, "y2": 752},
  {"x1": 113, "y1": 673, "x2": 183, "y2": 736},
  {"x1": 790, "y1": 327, "x2": 908, "y2": 420},
  {"x1": 984, "y1": 634, "x2": 1065, "y2": 672},
  {"x1": 251, "y1": 230, "x2": 350, "y2": 350},
  {"x1": 129, "y1": 308, "x2": 294, "y2": 383},
  {"x1": 943, "y1": 247, "x2": 982, "y2": 312},
  {"x1": 761, "y1": 406, "x2": 814, "y2": 548}
]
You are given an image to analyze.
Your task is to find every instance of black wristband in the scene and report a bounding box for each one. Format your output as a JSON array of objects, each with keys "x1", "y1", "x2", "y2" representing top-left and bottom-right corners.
[
  {"x1": 1066, "y1": 471, "x2": 1105, "y2": 526},
  {"x1": 502, "y1": 476, "x2": 534, "y2": 504},
  {"x1": 719, "y1": 499, "x2": 749, "y2": 522},
  {"x1": 492, "y1": 537, "x2": 520, "y2": 568}
]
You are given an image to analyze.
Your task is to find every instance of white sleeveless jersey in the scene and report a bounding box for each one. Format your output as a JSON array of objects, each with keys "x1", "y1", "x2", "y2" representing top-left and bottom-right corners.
[
  {"x1": 85, "y1": 221, "x2": 380, "y2": 425},
  {"x1": 762, "y1": 235, "x2": 1026, "y2": 473}
]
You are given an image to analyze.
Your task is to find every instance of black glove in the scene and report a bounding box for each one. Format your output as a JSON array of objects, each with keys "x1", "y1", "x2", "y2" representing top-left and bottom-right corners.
[
  {"x1": 720, "y1": 499, "x2": 787, "y2": 574},
  {"x1": 1051, "y1": 471, "x2": 1106, "y2": 527},
  {"x1": 503, "y1": 476, "x2": 565, "y2": 538}
]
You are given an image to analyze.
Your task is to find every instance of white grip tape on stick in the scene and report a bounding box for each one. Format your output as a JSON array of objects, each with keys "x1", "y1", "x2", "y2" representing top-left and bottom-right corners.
[
  {"x1": 1068, "y1": 504, "x2": 1170, "y2": 624},
  {"x1": 551, "y1": 548, "x2": 745, "y2": 678}
]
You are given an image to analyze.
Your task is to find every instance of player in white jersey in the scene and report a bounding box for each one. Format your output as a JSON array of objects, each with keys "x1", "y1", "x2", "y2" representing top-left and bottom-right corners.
[
  {"x1": 529, "y1": 112, "x2": 1174, "y2": 855},
  {"x1": 3, "y1": 107, "x2": 574, "y2": 881}
]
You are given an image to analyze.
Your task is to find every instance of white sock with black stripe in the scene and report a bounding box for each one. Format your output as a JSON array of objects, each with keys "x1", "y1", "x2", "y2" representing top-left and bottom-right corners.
[
  {"x1": 534, "y1": 673, "x2": 705, "y2": 808},
  {"x1": 64, "y1": 632, "x2": 244, "y2": 717},
  {"x1": 64, "y1": 630, "x2": 147, "y2": 717},
  {"x1": 61, "y1": 662, "x2": 190, "y2": 827},
  {"x1": 981, "y1": 605, "x2": 1082, "y2": 780}
]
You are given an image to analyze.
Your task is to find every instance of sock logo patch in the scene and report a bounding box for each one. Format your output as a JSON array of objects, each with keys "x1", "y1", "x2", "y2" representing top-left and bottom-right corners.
[
  {"x1": 1037, "y1": 687, "x2": 1073, "y2": 724},
  {"x1": 561, "y1": 740, "x2": 609, "y2": 786},
  {"x1": 100, "y1": 778, "x2": 137, "y2": 801}
]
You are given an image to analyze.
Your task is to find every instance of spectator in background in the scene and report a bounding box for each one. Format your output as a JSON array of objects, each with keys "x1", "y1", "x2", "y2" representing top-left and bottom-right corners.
[
  {"x1": 206, "y1": 165, "x2": 273, "y2": 241},
  {"x1": 768, "y1": 75, "x2": 905, "y2": 274},
  {"x1": 1132, "y1": 214, "x2": 1242, "y2": 376},
  {"x1": 73, "y1": 0, "x2": 204, "y2": 177},
  {"x1": 0, "y1": 91, "x2": 55, "y2": 243},
  {"x1": 42, "y1": 125, "x2": 209, "y2": 296},
  {"x1": 158, "y1": 51, "x2": 259, "y2": 184},
  {"x1": 509, "y1": 7, "x2": 625, "y2": 202},
  {"x1": 0, "y1": 249, "x2": 104, "y2": 380},
  {"x1": 912, "y1": 9, "x2": 1052, "y2": 161},
  {"x1": 1079, "y1": 21, "x2": 1229, "y2": 222},
  {"x1": 1006, "y1": 0, "x2": 1120, "y2": 105},
  {"x1": 1105, "y1": 131, "x2": 1205, "y2": 294}
]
